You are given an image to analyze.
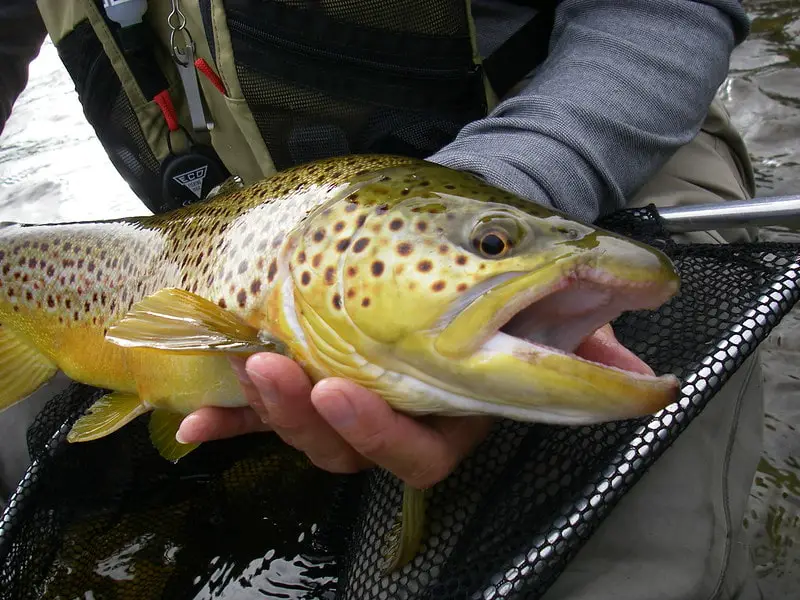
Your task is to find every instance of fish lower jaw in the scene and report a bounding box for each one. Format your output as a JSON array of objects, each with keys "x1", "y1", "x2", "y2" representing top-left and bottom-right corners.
[
  {"x1": 481, "y1": 330, "x2": 674, "y2": 386},
  {"x1": 487, "y1": 270, "x2": 678, "y2": 365}
]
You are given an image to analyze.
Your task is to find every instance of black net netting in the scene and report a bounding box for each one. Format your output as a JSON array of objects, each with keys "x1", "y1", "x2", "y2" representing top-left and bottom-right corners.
[{"x1": 2, "y1": 206, "x2": 799, "y2": 599}]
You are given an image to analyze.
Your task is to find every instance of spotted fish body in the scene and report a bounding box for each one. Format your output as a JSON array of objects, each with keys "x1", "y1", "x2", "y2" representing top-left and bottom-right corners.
[
  {"x1": 0, "y1": 156, "x2": 410, "y2": 416},
  {"x1": 0, "y1": 154, "x2": 681, "y2": 570}
]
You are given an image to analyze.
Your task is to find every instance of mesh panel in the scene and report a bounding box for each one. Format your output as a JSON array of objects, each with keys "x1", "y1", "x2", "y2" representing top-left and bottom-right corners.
[
  {"x1": 55, "y1": 20, "x2": 164, "y2": 213},
  {"x1": 2, "y1": 206, "x2": 800, "y2": 599},
  {"x1": 221, "y1": 0, "x2": 487, "y2": 169},
  {"x1": 247, "y1": 0, "x2": 469, "y2": 36}
]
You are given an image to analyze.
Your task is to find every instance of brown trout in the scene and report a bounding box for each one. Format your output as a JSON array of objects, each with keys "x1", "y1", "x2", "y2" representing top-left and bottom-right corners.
[{"x1": 0, "y1": 154, "x2": 680, "y2": 570}]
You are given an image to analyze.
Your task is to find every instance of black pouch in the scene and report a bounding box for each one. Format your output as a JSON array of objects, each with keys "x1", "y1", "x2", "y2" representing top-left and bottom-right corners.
[{"x1": 55, "y1": 19, "x2": 165, "y2": 210}]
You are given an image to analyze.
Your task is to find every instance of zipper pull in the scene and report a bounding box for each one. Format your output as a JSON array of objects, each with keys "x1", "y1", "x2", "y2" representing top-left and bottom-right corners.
[{"x1": 174, "y1": 43, "x2": 214, "y2": 132}]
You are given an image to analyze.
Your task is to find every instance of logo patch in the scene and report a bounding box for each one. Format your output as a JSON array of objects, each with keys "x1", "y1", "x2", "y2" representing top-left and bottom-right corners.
[{"x1": 172, "y1": 165, "x2": 208, "y2": 199}]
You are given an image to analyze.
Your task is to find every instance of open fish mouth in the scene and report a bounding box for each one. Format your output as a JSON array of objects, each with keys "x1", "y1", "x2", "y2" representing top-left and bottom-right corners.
[
  {"x1": 428, "y1": 255, "x2": 681, "y2": 423},
  {"x1": 485, "y1": 268, "x2": 678, "y2": 379}
]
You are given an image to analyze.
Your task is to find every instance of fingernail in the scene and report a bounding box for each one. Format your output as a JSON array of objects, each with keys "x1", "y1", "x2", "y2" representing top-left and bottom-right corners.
[
  {"x1": 245, "y1": 364, "x2": 279, "y2": 405},
  {"x1": 315, "y1": 391, "x2": 356, "y2": 428},
  {"x1": 175, "y1": 415, "x2": 198, "y2": 444},
  {"x1": 229, "y1": 357, "x2": 249, "y2": 384}
]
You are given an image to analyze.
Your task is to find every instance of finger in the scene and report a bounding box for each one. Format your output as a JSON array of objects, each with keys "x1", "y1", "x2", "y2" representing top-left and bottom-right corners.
[
  {"x1": 245, "y1": 354, "x2": 371, "y2": 474},
  {"x1": 229, "y1": 355, "x2": 271, "y2": 424},
  {"x1": 575, "y1": 324, "x2": 655, "y2": 376},
  {"x1": 176, "y1": 406, "x2": 270, "y2": 443},
  {"x1": 311, "y1": 378, "x2": 493, "y2": 489}
]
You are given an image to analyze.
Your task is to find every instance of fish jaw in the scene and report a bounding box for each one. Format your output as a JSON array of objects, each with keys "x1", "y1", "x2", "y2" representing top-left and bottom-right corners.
[{"x1": 385, "y1": 241, "x2": 681, "y2": 424}]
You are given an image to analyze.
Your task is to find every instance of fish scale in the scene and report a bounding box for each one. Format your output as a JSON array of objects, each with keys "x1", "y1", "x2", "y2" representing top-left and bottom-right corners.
[{"x1": 0, "y1": 154, "x2": 681, "y2": 572}]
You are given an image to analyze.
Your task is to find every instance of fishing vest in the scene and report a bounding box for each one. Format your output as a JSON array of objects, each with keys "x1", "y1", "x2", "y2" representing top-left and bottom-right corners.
[{"x1": 35, "y1": 0, "x2": 554, "y2": 214}]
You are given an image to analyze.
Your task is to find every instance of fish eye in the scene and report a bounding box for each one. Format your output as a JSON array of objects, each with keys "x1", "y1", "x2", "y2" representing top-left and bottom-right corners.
[
  {"x1": 469, "y1": 214, "x2": 524, "y2": 259},
  {"x1": 476, "y1": 232, "x2": 509, "y2": 257}
]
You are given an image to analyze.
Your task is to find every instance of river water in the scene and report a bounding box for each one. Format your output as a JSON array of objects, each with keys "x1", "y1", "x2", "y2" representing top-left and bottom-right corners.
[{"x1": 0, "y1": 1, "x2": 798, "y2": 598}]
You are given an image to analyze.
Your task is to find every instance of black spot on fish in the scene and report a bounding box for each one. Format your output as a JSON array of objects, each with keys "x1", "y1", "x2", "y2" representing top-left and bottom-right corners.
[{"x1": 267, "y1": 260, "x2": 278, "y2": 282}]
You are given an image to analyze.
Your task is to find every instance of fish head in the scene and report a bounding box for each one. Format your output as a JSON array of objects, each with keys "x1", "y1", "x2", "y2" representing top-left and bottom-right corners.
[{"x1": 290, "y1": 160, "x2": 681, "y2": 424}]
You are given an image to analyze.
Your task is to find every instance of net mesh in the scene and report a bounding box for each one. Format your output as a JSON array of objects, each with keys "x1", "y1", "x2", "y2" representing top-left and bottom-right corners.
[{"x1": 1, "y1": 205, "x2": 799, "y2": 599}]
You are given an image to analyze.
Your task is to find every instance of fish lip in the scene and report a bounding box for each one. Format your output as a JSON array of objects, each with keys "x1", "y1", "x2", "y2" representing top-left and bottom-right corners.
[
  {"x1": 482, "y1": 267, "x2": 679, "y2": 379},
  {"x1": 436, "y1": 259, "x2": 679, "y2": 376}
]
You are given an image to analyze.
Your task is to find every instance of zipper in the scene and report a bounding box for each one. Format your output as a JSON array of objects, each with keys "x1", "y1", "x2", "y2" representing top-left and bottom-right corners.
[{"x1": 228, "y1": 18, "x2": 474, "y2": 80}]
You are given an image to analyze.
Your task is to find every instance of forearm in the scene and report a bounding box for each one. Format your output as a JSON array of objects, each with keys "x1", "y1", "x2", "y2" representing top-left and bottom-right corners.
[
  {"x1": 0, "y1": 1, "x2": 47, "y2": 134},
  {"x1": 428, "y1": 0, "x2": 749, "y2": 223}
]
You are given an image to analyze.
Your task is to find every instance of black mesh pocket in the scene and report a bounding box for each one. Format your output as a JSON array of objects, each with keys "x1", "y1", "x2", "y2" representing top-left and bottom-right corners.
[
  {"x1": 55, "y1": 20, "x2": 163, "y2": 212},
  {"x1": 220, "y1": 0, "x2": 488, "y2": 169}
]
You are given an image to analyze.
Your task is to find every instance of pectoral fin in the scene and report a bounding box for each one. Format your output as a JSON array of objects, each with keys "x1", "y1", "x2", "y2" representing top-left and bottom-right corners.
[
  {"x1": 383, "y1": 484, "x2": 427, "y2": 573},
  {"x1": 105, "y1": 288, "x2": 286, "y2": 354},
  {"x1": 67, "y1": 392, "x2": 149, "y2": 442},
  {"x1": 0, "y1": 323, "x2": 58, "y2": 411},
  {"x1": 149, "y1": 409, "x2": 199, "y2": 462}
]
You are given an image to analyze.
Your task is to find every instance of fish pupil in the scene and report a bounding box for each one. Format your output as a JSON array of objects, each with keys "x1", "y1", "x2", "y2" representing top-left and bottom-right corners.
[{"x1": 479, "y1": 233, "x2": 506, "y2": 256}]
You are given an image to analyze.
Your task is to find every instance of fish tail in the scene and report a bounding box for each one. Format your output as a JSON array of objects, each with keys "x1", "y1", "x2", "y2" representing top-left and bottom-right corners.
[{"x1": 0, "y1": 322, "x2": 59, "y2": 412}]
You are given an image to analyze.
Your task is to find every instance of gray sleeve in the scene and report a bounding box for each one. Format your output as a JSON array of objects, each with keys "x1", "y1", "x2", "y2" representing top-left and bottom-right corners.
[
  {"x1": 427, "y1": 0, "x2": 750, "y2": 223},
  {"x1": 0, "y1": 1, "x2": 47, "y2": 134}
]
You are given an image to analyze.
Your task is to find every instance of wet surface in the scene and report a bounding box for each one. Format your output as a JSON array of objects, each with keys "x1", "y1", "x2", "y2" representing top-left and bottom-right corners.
[
  {"x1": 719, "y1": 2, "x2": 800, "y2": 597},
  {"x1": 0, "y1": 1, "x2": 799, "y2": 597}
]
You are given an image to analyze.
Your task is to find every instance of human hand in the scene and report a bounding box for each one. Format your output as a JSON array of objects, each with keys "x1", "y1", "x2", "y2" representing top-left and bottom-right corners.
[{"x1": 176, "y1": 324, "x2": 654, "y2": 488}]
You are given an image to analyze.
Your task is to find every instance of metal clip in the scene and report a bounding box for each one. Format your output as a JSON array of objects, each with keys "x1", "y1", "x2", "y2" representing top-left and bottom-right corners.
[{"x1": 168, "y1": 0, "x2": 214, "y2": 131}]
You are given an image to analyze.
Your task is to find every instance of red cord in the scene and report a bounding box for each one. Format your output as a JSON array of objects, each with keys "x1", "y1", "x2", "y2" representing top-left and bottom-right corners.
[
  {"x1": 153, "y1": 90, "x2": 179, "y2": 132},
  {"x1": 194, "y1": 58, "x2": 227, "y2": 96}
]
